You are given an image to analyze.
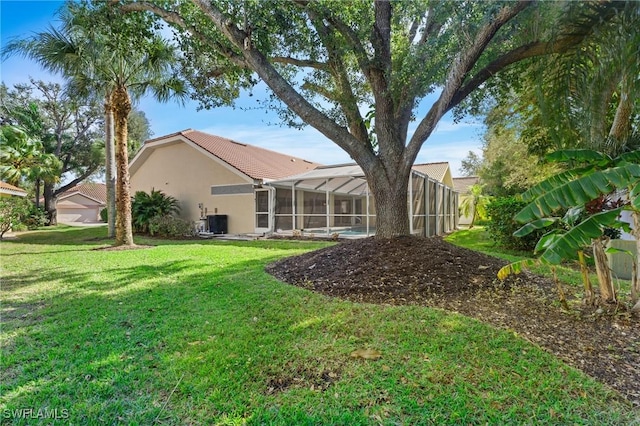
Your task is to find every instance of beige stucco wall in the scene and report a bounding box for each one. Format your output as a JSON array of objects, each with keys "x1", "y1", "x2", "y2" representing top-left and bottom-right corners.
[
  {"x1": 57, "y1": 194, "x2": 103, "y2": 223},
  {"x1": 130, "y1": 141, "x2": 257, "y2": 234},
  {"x1": 207, "y1": 193, "x2": 255, "y2": 234}
]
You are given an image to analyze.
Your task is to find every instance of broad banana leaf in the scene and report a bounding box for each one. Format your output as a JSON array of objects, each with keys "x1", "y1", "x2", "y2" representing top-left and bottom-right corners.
[
  {"x1": 619, "y1": 151, "x2": 640, "y2": 165},
  {"x1": 515, "y1": 164, "x2": 640, "y2": 223},
  {"x1": 546, "y1": 149, "x2": 611, "y2": 166},
  {"x1": 538, "y1": 208, "x2": 625, "y2": 265},
  {"x1": 632, "y1": 182, "x2": 640, "y2": 210},
  {"x1": 497, "y1": 259, "x2": 539, "y2": 280},
  {"x1": 513, "y1": 217, "x2": 559, "y2": 238},
  {"x1": 521, "y1": 166, "x2": 594, "y2": 201}
]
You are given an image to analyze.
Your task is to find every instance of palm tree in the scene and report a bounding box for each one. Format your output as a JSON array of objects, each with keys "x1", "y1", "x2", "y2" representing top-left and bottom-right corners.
[
  {"x1": 458, "y1": 184, "x2": 490, "y2": 229},
  {"x1": 132, "y1": 189, "x2": 180, "y2": 234},
  {"x1": 0, "y1": 125, "x2": 61, "y2": 190},
  {"x1": 4, "y1": 3, "x2": 187, "y2": 245}
]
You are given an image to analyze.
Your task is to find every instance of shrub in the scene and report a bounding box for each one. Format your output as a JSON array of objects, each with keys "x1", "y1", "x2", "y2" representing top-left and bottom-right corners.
[
  {"x1": 148, "y1": 215, "x2": 196, "y2": 238},
  {"x1": 485, "y1": 197, "x2": 545, "y2": 252},
  {"x1": 23, "y1": 204, "x2": 47, "y2": 229},
  {"x1": 132, "y1": 189, "x2": 180, "y2": 233},
  {"x1": 0, "y1": 197, "x2": 30, "y2": 238},
  {"x1": 100, "y1": 207, "x2": 108, "y2": 223}
]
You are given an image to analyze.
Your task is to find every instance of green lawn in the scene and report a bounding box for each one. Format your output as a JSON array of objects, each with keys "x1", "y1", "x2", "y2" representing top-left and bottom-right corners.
[
  {"x1": 1, "y1": 226, "x2": 637, "y2": 424},
  {"x1": 445, "y1": 226, "x2": 633, "y2": 298}
]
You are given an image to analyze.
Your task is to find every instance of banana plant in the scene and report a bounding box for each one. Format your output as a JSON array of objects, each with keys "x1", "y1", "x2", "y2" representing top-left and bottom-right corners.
[{"x1": 498, "y1": 149, "x2": 640, "y2": 305}]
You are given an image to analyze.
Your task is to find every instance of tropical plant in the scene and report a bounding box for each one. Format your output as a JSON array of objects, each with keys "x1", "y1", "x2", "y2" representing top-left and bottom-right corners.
[
  {"x1": 4, "y1": 3, "x2": 187, "y2": 245},
  {"x1": 132, "y1": 189, "x2": 180, "y2": 234},
  {"x1": 500, "y1": 149, "x2": 640, "y2": 306},
  {"x1": 0, "y1": 124, "x2": 62, "y2": 189},
  {"x1": 458, "y1": 184, "x2": 491, "y2": 229},
  {"x1": 0, "y1": 196, "x2": 30, "y2": 239}
]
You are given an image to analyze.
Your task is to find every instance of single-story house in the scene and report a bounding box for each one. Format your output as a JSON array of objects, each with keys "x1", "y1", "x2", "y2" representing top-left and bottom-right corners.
[
  {"x1": 130, "y1": 129, "x2": 458, "y2": 236},
  {"x1": 130, "y1": 129, "x2": 320, "y2": 234},
  {"x1": 453, "y1": 176, "x2": 480, "y2": 226},
  {"x1": 0, "y1": 181, "x2": 28, "y2": 198},
  {"x1": 57, "y1": 183, "x2": 107, "y2": 224}
]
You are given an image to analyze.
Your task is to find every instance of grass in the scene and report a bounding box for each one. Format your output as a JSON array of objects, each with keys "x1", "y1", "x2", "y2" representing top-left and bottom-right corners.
[
  {"x1": 1, "y1": 226, "x2": 638, "y2": 424},
  {"x1": 445, "y1": 226, "x2": 633, "y2": 297}
]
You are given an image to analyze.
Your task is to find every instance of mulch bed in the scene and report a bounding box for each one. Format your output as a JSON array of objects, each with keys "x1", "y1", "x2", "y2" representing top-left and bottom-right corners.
[{"x1": 266, "y1": 236, "x2": 640, "y2": 406}]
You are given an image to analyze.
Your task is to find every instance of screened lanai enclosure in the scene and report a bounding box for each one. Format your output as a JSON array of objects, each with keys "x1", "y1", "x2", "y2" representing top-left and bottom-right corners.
[{"x1": 261, "y1": 164, "x2": 458, "y2": 237}]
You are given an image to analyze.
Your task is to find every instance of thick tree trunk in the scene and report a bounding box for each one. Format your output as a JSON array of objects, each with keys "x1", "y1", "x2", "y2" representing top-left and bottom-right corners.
[
  {"x1": 43, "y1": 182, "x2": 57, "y2": 226},
  {"x1": 367, "y1": 168, "x2": 411, "y2": 237},
  {"x1": 112, "y1": 87, "x2": 134, "y2": 246},
  {"x1": 593, "y1": 237, "x2": 616, "y2": 303},
  {"x1": 104, "y1": 99, "x2": 116, "y2": 238}
]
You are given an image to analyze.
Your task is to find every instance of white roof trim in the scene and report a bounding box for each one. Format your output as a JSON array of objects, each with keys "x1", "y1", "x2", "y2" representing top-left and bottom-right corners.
[{"x1": 0, "y1": 188, "x2": 27, "y2": 197}]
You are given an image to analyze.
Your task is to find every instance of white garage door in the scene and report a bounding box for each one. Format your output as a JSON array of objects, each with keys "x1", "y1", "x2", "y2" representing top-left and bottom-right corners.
[{"x1": 58, "y1": 208, "x2": 99, "y2": 223}]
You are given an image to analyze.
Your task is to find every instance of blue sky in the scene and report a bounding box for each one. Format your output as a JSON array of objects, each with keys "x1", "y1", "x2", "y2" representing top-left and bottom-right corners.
[{"x1": 1, "y1": 0, "x2": 483, "y2": 174}]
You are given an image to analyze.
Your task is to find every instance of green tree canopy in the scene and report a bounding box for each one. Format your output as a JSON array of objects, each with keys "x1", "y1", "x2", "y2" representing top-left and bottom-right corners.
[
  {"x1": 4, "y1": 1, "x2": 188, "y2": 244},
  {"x1": 120, "y1": 0, "x2": 627, "y2": 237},
  {"x1": 0, "y1": 80, "x2": 102, "y2": 221}
]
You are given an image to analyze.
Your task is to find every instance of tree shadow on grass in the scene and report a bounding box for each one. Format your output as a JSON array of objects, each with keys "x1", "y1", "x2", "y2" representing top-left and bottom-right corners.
[
  {"x1": 1, "y1": 226, "x2": 332, "y2": 253},
  {"x1": 2, "y1": 234, "x2": 636, "y2": 424}
]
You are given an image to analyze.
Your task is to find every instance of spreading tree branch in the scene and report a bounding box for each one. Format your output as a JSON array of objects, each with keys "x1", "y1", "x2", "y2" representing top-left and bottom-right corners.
[
  {"x1": 120, "y1": 1, "x2": 247, "y2": 67},
  {"x1": 406, "y1": 0, "x2": 532, "y2": 165}
]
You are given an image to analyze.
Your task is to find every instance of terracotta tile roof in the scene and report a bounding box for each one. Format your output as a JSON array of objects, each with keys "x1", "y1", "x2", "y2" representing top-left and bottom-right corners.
[
  {"x1": 59, "y1": 182, "x2": 107, "y2": 205},
  {"x1": 452, "y1": 176, "x2": 480, "y2": 194},
  {"x1": 0, "y1": 181, "x2": 28, "y2": 196},
  {"x1": 147, "y1": 129, "x2": 320, "y2": 180},
  {"x1": 412, "y1": 162, "x2": 450, "y2": 182}
]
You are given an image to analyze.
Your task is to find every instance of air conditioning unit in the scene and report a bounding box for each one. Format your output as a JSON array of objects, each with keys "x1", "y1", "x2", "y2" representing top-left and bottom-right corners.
[{"x1": 207, "y1": 215, "x2": 228, "y2": 234}]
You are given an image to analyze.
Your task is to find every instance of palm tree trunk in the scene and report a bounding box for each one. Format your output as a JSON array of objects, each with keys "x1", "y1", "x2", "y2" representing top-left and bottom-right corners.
[
  {"x1": 593, "y1": 237, "x2": 616, "y2": 303},
  {"x1": 608, "y1": 75, "x2": 632, "y2": 143},
  {"x1": 112, "y1": 86, "x2": 134, "y2": 246},
  {"x1": 104, "y1": 98, "x2": 116, "y2": 238}
]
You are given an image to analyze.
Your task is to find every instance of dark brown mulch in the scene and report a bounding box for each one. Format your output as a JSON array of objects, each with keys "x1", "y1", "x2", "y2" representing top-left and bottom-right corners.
[{"x1": 265, "y1": 236, "x2": 640, "y2": 406}]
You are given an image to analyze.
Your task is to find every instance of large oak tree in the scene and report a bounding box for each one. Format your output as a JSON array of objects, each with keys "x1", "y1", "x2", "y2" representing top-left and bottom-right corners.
[{"x1": 123, "y1": 0, "x2": 626, "y2": 237}]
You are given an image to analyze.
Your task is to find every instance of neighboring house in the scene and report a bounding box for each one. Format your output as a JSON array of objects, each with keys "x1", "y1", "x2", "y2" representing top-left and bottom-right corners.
[
  {"x1": 413, "y1": 162, "x2": 455, "y2": 188},
  {"x1": 129, "y1": 129, "x2": 319, "y2": 234},
  {"x1": 57, "y1": 183, "x2": 107, "y2": 224},
  {"x1": 0, "y1": 181, "x2": 28, "y2": 198},
  {"x1": 453, "y1": 176, "x2": 480, "y2": 227}
]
